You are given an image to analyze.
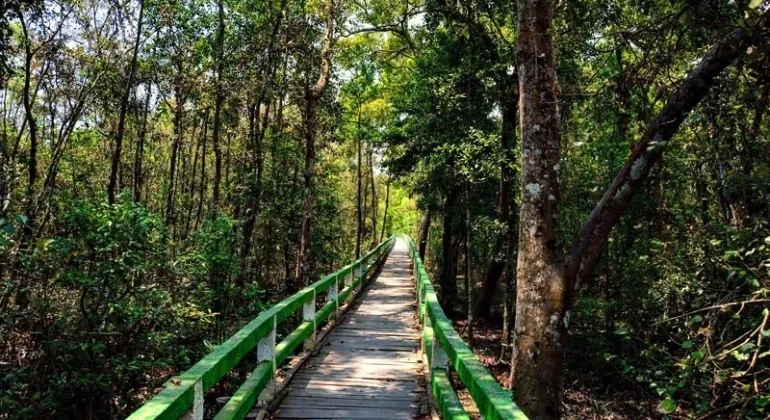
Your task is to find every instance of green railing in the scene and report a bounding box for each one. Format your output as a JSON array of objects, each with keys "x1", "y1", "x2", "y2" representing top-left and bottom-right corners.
[
  {"x1": 402, "y1": 235, "x2": 528, "y2": 420},
  {"x1": 127, "y1": 237, "x2": 396, "y2": 420}
]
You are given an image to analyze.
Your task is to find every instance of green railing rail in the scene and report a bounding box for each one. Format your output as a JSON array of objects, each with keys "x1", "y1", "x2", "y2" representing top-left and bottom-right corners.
[
  {"x1": 127, "y1": 237, "x2": 396, "y2": 420},
  {"x1": 402, "y1": 234, "x2": 528, "y2": 420}
]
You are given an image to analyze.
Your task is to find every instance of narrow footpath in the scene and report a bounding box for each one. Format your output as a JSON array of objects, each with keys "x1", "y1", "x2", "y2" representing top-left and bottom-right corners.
[{"x1": 273, "y1": 238, "x2": 426, "y2": 419}]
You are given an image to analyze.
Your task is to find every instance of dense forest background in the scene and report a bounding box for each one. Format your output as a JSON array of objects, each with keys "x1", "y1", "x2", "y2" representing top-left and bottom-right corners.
[{"x1": 1, "y1": 0, "x2": 769, "y2": 418}]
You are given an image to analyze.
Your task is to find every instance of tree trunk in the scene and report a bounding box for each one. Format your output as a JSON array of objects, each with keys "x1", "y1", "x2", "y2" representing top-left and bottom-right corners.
[
  {"x1": 510, "y1": 3, "x2": 567, "y2": 418},
  {"x1": 741, "y1": 83, "x2": 768, "y2": 223},
  {"x1": 476, "y1": 75, "x2": 518, "y2": 318},
  {"x1": 418, "y1": 210, "x2": 430, "y2": 260},
  {"x1": 355, "y1": 104, "x2": 363, "y2": 258},
  {"x1": 380, "y1": 174, "x2": 390, "y2": 242},
  {"x1": 195, "y1": 110, "x2": 208, "y2": 230},
  {"x1": 20, "y1": 15, "x2": 38, "y2": 229},
  {"x1": 185, "y1": 112, "x2": 203, "y2": 236},
  {"x1": 439, "y1": 187, "x2": 458, "y2": 317},
  {"x1": 510, "y1": 4, "x2": 766, "y2": 416},
  {"x1": 108, "y1": 0, "x2": 144, "y2": 205},
  {"x1": 238, "y1": 100, "x2": 271, "y2": 286},
  {"x1": 295, "y1": 0, "x2": 334, "y2": 287},
  {"x1": 368, "y1": 142, "x2": 377, "y2": 246},
  {"x1": 133, "y1": 83, "x2": 151, "y2": 202},
  {"x1": 166, "y1": 85, "x2": 183, "y2": 229},
  {"x1": 210, "y1": 0, "x2": 225, "y2": 218},
  {"x1": 464, "y1": 184, "x2": 473, "y2": 347}
]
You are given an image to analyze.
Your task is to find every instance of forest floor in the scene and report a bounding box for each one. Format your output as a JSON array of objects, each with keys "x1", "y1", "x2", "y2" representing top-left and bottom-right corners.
[{"x1": 453, "y1": 317, "x2": 663, "y2": 419}]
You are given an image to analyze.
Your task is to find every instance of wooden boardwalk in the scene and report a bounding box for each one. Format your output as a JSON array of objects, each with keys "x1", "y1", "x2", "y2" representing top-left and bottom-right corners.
[{"x1": 272, "y1": 239, "x2": 426, "y2": 419}]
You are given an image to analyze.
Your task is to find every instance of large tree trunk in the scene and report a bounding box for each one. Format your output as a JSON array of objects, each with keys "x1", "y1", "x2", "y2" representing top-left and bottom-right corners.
[
  {"x1": 108, "y1": 0, "x2": 144, "y2": 205},
  {"x1": 295, "y1": 0, "x2": 334, "y2": 287},
  {"x1": 210, "y1": 0, "x2": 225, "y2": 218},
  {"x1": 510, "y1": 4, "x2": 766, "y2": 416},
  {"x1": 510, "y1": 3, "x2": 567, "y2": 418}
]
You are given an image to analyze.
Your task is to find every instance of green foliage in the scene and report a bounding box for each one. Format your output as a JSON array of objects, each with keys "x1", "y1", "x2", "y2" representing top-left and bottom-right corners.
[{"x1": 0, "y1": 201, "x2": 231, "y2": 418}]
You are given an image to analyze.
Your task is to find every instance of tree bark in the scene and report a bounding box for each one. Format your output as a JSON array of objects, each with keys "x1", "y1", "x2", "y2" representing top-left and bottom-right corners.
[
  {"x1": 510, "y1": 3, "x2": 567, "y2": 418},
  {"x1": 108, "y1": 0, "x2": 144, "y2": 205},
  {"x1": 295, "y1": 0, "x2": 334, "y2": 287}
]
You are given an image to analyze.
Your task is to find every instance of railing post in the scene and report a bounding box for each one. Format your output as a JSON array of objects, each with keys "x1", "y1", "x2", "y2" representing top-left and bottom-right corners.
[
  {"x1": 354, "y1": 262, "x2": 362, "y2": 291},
  {"x1": 422, "y1": 314, "x2": 431, "y2": 366},
  {"x1": 328, "y1": 275, "x2": 339, "y2": 318},
  {"x1": 181, "y1": 379, "x2": 204, "y2": 420},
  {"x1": 256, "y1": 315, "x2": 277, "y2": 405},
  {"x1": 303, "y1": 290, "x2": 316, "y2": 351},
  {"x1": 431, "y1": 336, "x2": 449, "y2": 371}
]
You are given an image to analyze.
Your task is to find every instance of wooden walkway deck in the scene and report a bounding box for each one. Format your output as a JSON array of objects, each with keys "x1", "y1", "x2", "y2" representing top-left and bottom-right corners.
[{"x1": 272, "y1": 239, "x2": 426, "y2": 419}]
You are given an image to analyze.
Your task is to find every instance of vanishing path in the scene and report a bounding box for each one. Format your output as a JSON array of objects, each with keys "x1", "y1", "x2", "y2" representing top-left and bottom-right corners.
[{"x1": 273, "y1": 239, "x2": 426, "y2": 419}]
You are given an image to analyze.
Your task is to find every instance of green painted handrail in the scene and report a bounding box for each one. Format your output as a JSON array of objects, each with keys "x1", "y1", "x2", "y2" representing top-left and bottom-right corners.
[
  {"x1": 127, "y1": 237, "x2": 396, "y2": 420},
  {"x1": 401, "y1": 234, "x2": 528, "y2": 420}
]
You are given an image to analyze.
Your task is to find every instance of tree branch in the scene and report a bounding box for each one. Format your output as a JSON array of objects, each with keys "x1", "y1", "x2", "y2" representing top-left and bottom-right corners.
[{"x1": 563, "y1": 14, "x2": 769, "y2": 304}]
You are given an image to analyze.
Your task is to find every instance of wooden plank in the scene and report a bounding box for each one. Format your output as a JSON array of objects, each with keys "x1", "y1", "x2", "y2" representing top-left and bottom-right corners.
[
  {"x1": 287, "y1": 377, "x2": 424, "y2": 391},
  {"x1": 279, "y1": 396, "x2": 421, "y2": 409},
  {"x1": 284, "y1": 388, "x2": 422, "y2": 401},
  {"x1": 274, "y1": 406, "x2": 416, "y2": 419}
]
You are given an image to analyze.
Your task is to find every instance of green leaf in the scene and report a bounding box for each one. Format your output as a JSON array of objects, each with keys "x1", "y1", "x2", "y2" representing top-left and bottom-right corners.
[
  {"x1": 682, "y1": 340, "x2": 693, "y2": 349},
  {"x1": 657, "y1": 398, "x2": 677, "y2": 414},
  {"x1": 748, "y1": 0, "x2": 762, "y2": 9},
  {"x1": 36, "y1": 238, "x2": 54, "y2": 252},
  {"x1": 731, "y1": 350, "x2": 749, "y2": 361}
]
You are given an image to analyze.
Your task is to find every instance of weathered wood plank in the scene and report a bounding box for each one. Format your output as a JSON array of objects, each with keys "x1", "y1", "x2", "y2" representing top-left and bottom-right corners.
[{"x1": 274, "y1": 406, "x2": 416, "y2": 419}]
